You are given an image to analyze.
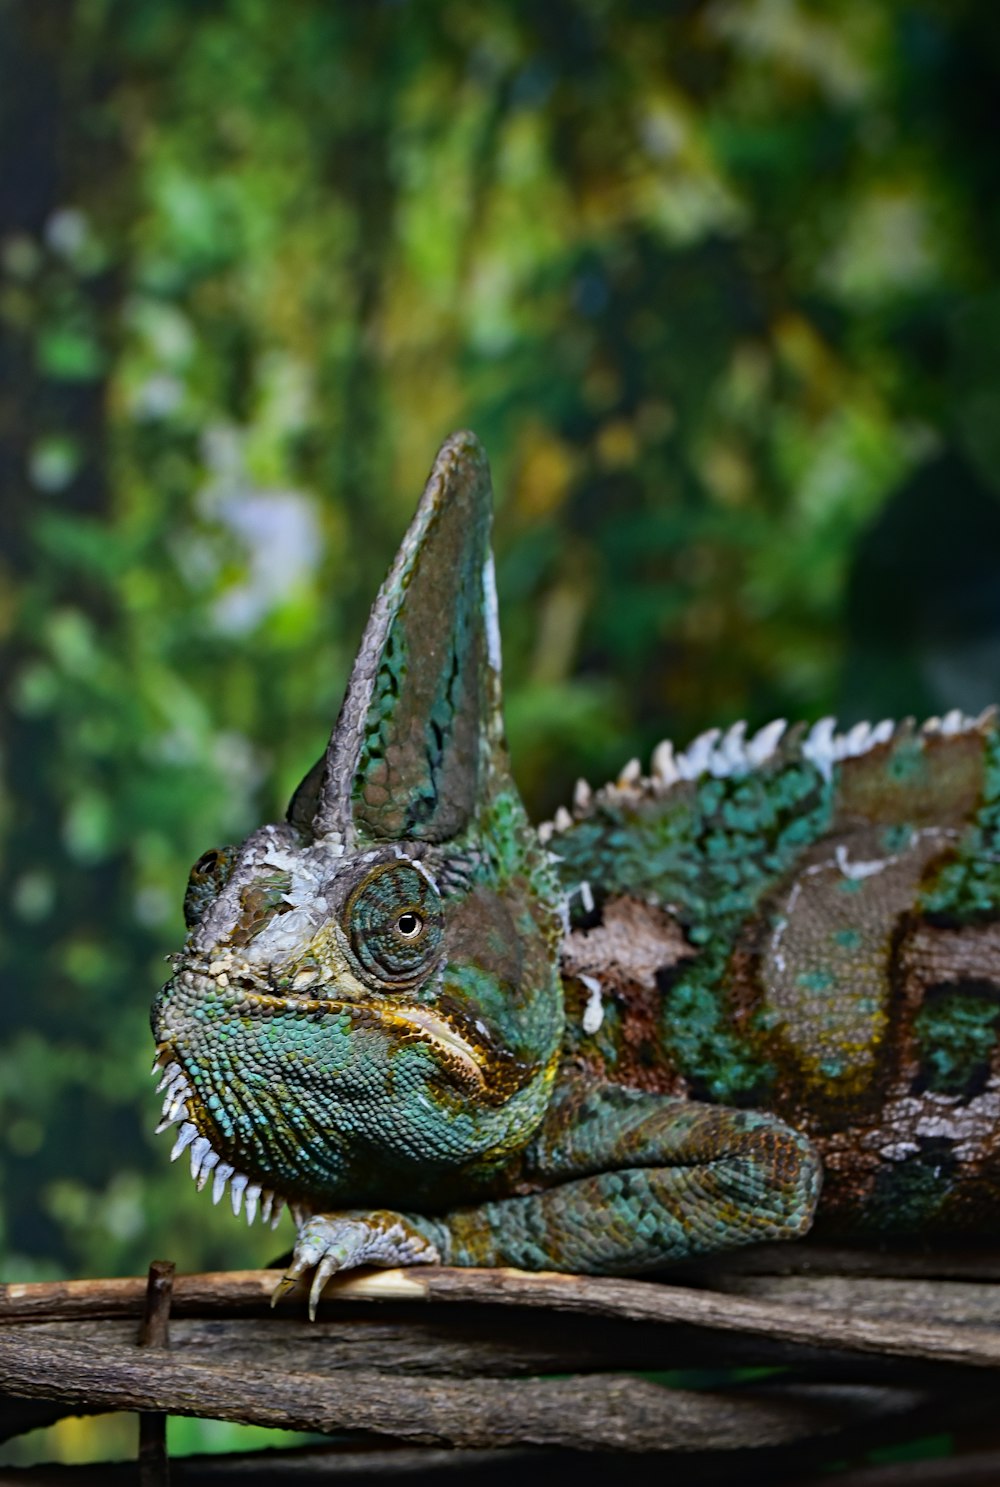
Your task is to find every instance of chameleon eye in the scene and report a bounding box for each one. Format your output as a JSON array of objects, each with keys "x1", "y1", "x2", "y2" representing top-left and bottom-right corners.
[
  {"x1": 183, "y1": 845, "x2": 236, "y2": 929},
  {"x1": 395, "y1": 911, "x2": 424, "y2": 940},
  {"x1": 345, "y1": 863, "x2": 442, "y2": 989}
]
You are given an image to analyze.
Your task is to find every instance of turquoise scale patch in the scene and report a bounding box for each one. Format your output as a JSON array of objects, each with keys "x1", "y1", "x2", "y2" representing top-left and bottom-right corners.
[
  {"x1": 556, "y1": 755, "x2": 834, "y2": 1102},
  {"x1": 913, "y1": 987, "x2": 1000, "y2": 1097}
]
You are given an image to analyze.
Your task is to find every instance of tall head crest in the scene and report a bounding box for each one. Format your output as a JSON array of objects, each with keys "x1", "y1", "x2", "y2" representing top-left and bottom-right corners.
[{"x1": 294, "y1": 431, "x2": 506, "y2": 845}]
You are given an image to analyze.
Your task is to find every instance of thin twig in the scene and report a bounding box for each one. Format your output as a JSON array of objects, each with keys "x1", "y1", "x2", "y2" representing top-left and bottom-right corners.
[{"x1": 137, "y1": 1259, "x2": 174, "y2": 1487}]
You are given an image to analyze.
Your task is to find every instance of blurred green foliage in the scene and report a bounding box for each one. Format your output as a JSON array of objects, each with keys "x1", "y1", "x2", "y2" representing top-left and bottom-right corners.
[{"x1": 1, "y1": 0, "x2": 999, "y2": 1306}]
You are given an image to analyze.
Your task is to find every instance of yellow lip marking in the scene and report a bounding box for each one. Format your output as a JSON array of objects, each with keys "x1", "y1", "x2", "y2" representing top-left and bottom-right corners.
[{"x1": 388, "y1": 1006, "x2": 486, "y2": 1087}]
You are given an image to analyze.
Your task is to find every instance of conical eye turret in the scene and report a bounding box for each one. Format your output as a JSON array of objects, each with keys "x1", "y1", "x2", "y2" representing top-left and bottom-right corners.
[{"x1": 343, "y1": 861, "x2": 444, "y2": 990}]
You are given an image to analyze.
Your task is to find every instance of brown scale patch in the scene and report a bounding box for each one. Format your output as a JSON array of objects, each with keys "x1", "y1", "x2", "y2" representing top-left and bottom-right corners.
[
  {"x1": 560, "y1": 896, "x2": 693, "y2": 1094},
  {"x1": 809, "y1": 1127, "x2": 886, "y2": 1232},
  {"x1": 444, "y1": 885, "x2": 521, "y2": 987},
  {"x1": 807, "y1": 916, "x2": 1000, "y2": 1233},
  {"x1": 723, "y1": 939, "x2": 767, "y2": 1044},
  {"x1": 899, "y1": 915, "x2": 1000, "y2": 995},
  {"x1": 835, "y1": 725, "x2": 986, "y2": 829},
  {"x1": 733, "y1": 825, "x2": 959, "y2": 1130}
]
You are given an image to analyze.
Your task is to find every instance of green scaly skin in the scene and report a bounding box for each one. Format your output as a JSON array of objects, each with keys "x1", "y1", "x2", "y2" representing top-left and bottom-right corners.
[{"x1": 152, "y1": 432, "x2": 998, "y2": 1318}]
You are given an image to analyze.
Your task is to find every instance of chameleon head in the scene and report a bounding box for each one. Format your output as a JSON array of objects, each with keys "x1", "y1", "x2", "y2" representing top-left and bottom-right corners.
[{"x1": 152, "y1": 432, "x2": 565, "y2": 1217}]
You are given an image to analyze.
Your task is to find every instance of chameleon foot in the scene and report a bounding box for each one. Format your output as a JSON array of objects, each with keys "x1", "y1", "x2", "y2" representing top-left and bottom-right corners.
[{"x1": 273, "y1": 1209, "x2": 441, "y2": 1319}]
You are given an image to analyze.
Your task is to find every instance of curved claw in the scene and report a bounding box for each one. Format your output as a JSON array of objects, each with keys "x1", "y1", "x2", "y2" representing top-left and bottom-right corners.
[
  {"x1": 272, "y1": 1237, "x2": 347, "y2": 1320},
  {"x1": 270, "y1": 1271, "x2": 300, "y2": 1308},
  {"x1": 271, "y1": 1235, "x2": 322, "y2": 1308},
  {"x1": 308, "y1": 1252, "x2": 344, "y2": 1321}
]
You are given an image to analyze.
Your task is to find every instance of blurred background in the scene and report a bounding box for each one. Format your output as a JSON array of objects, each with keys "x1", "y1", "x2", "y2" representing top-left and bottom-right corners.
[{"x1": 1, "y1": 0, "x2": 999, "y2": 1461}]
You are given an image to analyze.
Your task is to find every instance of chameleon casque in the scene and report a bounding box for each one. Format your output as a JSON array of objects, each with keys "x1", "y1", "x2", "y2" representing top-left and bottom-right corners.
[{"x1": 152, "y1": 431, "x2": 1000, "y2": 1316}]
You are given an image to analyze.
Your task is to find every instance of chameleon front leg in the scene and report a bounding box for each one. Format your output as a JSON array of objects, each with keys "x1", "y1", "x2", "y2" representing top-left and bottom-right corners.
[
  {"x1": 440, "y1": 1082, "x2": 822, "y2": 1274},
  {"x1": 280, "y1": 1082, "x2": 821, "y2": 1313},
  {"x1": 276, "y1": 1209, "x2": 443, "y2": 1318}
]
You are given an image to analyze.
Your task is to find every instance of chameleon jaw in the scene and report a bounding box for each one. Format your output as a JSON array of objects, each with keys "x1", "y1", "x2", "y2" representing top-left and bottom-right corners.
[
  {"x1": 151, "y1": 991, "x2": 490, "y2": 1223},
  {"x1": 151, "y1": 1046, "x2": 292, "y2": 1229}
]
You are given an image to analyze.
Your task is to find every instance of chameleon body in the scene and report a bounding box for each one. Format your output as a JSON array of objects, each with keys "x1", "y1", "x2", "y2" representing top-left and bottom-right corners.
[{"x1": 152, "y1": 433, "x2": 1000, "y2": 1314}]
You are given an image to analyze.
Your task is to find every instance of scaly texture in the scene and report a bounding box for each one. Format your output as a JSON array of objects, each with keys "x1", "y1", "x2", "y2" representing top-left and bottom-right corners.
[
  {"x1": 152, "y1": 433, "x2": 998, "y2": 1314},
  {"x1": 552, "y1": 711, "x2": 1000, "y2": 1238}
]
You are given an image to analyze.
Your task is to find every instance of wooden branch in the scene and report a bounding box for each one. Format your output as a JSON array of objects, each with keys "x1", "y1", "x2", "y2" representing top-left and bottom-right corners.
[
  {"x1": 696, "y1": 1243, "x2": 1000, "y2": 1283},
  {"x1": 7, "y1": 1308, "x2": 992, "y2": 1416},
  {"x1": 4, "y1": 1254, "x2": 1000, "y2": 1457},
  {"x1": 0, "y1": 1323, "x2": 951, "y2": 1453},
  {"x1": 6, "y1": 1264, "x2": 1000, "y2": 1370},
  {"x1": 10, "y1": 1314, "x2": 677, "y2": 1382},
  {"x1": 705, "y1": 1274, "x2": 1000, "y2": 1328}
]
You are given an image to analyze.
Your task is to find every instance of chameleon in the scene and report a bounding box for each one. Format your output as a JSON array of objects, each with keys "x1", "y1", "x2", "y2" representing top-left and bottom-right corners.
[{"x1": 152, "y1": 431, "x2": 1000, "y2": 1317}]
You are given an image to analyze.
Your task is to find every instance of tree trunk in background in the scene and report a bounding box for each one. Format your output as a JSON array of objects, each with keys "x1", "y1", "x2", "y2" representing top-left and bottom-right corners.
[{"x1": 0, "y1": 0, "x2": 132, "y2": 1255}]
